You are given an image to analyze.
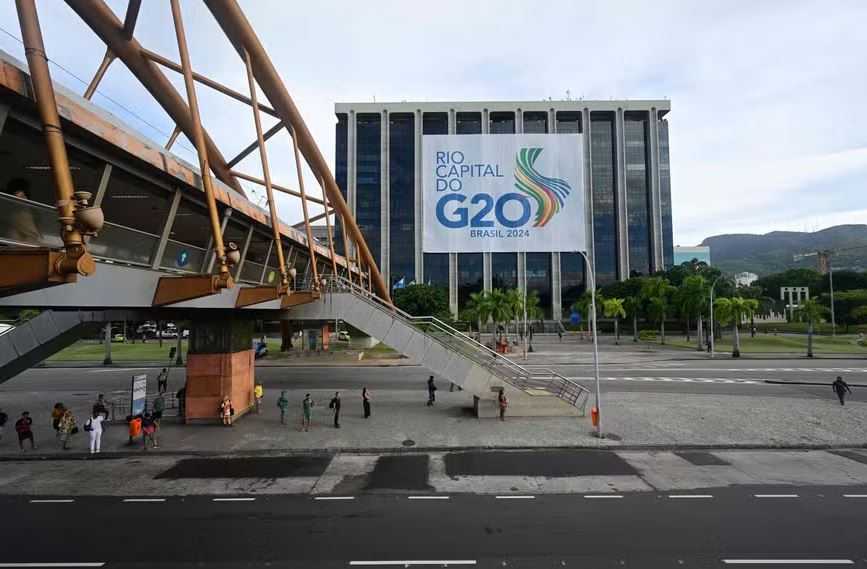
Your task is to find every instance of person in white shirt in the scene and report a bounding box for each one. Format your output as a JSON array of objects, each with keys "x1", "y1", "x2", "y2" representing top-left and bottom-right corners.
[{"x1": 85, "y1": 411, "x2": 106, "y2": 454}]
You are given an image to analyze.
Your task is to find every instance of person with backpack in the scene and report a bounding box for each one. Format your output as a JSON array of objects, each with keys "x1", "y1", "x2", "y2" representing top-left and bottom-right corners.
[
  {"x1": 141, "y1": 413, "x2": 158, "y2": 449},
  {"x1": 0, "y1": 407, "x2": 7, "y2": 447},
  {"x1": 832, "y1": 376, "x2": 853, "y2": 406},
  {"x1": 426, "y1": 376, "x2": 437, "y2": 407},
  {"x1": 362, "y1": 388, "x2": 371, "y2": 418},
  {"x1": 84, "y1": 410, "x2": 106, "y2": 455},
  {"x1": 152, "y1": 392, "x2": 165, "y2": 428},
  {"x1": 277, "y1": 391, "x2": 289, "y2": 425},
  {"x1": 15, "y1": 411, "x2": 35, "y2": 450},
  {"x1": 329, "y1": 392, "x2": 341, "y2": 429},
  {"x1": 301, "y1": 394, "x2": 314, "y2": 432}
]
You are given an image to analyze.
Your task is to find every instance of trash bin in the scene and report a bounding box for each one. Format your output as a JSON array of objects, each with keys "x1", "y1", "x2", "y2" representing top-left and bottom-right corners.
[
  {"x1": 128, "y1": 416, "x2": 142, "y2": 438},
  {"x1": 591, "y1": 406, "x2": 599, "y2": 427}
]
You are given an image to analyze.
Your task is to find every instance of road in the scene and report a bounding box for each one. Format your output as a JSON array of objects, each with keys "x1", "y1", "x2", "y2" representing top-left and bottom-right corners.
[
  {"x1": 4, "y1": 359, "x2": 865, "y2": 403},
  {"x1": 0, "y1": 488, "x2": 865, "y2": 567}
]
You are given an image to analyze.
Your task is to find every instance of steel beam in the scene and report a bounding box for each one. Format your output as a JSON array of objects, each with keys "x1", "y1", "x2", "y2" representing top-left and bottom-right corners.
[
  {"x1": 227, "y1": 121, "x2": 283, "y2": 169},
  {"x1": 64, "y1": 0, "x2": 246, "y2": 198},
  {"x1": 230, "y1": 169, "x2": 323, "y2": 205},
  {"x1": 281, "y1": 290, "x2": 318, "y2": 309},
  {"x1": 203, "y1": 0, "x2": 391, "y2": 303},
  {"x1": 236, "y1": 285, "x2": 282, "y2": 308},
  {"x1": 152, "y1": 274, "x2": 225, "y2": 307},
  {"x1": 83, "y1": 0, "x2": 140, "y2": 100},
  {"x1": 0, "y1": 249, "x2": 76, "y2": 298}
]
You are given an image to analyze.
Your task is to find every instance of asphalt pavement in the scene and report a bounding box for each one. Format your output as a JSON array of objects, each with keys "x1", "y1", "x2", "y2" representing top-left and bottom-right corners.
[{"x1": 1, "y1": 488, "x2": 866, "y2": 567}]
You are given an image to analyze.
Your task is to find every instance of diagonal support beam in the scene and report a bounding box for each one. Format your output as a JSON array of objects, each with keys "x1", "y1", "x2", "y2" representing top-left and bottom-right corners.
[
  {"x1": 231, "y1": 170, "x2": 324, "y2": 206},
  {"x1": 227, "y1": 121, "x2": 283, "y2": 168},
  {"x1": 83, "y1": 0, "x2": 140, "y2": 100}
]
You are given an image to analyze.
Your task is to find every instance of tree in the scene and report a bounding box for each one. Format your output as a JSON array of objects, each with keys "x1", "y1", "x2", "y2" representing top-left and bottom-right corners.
[
  {"x1": 488, "y1": 289, "x2": 510, "y2": 341},
  {"x1": 794, "y1": 297, "x2": 830, "y2": 358},
  {"x1": 465, "y1": 291, "x2": 492, "y2": 342},
  {"x1": 623, "y1": 295, "x2": 642, "y2": 342},
  {"x1": 525, "y1": 290, "x2": 543, "y2": 321},
  {"x1": 393, "y1": 284, "x2": 449, "y2": 319},
  {"x1": 603, "y1": 298, "x2": 626, "y2": 345},
  {"x1": 678, "y1": 275, "x2": 709, "y2": 350},
  {"x1": 714, "y1": 296, "x2": 758, "y2": 358},
  {"x1": 504, "y1": 288, "x2": 524, "y2": 338},
  {"x1": 819, "y1": 289, "x2": 867, "y2": 332},
  {"x1": 642, "y1": 276, "x2": 673, "y2": 344},
  {"x1": 570, "y1": 292, "x2": 592, "y2": 332}
]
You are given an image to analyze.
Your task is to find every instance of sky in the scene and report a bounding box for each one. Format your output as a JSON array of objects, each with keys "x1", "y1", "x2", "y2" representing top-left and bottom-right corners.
[{"x1": 0, "y1": 0, "x2": 865, "y2": 246}]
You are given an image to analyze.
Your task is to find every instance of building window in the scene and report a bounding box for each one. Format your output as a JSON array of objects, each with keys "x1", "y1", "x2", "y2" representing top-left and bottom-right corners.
[
  {"x1": 659, "y1": 118, "x2": 674, "y2": 270},
  {"x1": 423, "y1": 112, "x2": 448, "y2": 135},
  {"x1": 624, "y1": 111, "x2": 650, "y2": 276},
  {"x1": 560, "y1": 252, "x2": 585, "y2": 319},
  {"x1": 492, "y1": 252, "x2": 517, "y2": 291},
  {"x1": 456, "y1": 112, "x2": 481, "y2": 135},
  {"x1": 590, "y1": 112, "x2": 618, "y2": 285},
  {"x1": 489, "y1": 111, "x2": 515, "y2": 134},
  {"x1": 333, "y1": 113, "x2": 348, "y2": 256},
  {"x1": 355, "y1": 113, "x2": 381, "y2": 268},
  {"x1": 522, "y1": 111, "x2": 547, "y2": 134},
  {"x1": 424, "y1": 252, "x2": 448, "y2": 287},
  {"x1": 389, "y1": 113, "x2": 415, "y2": 285},
  {"x1": 555, "y1": 111, "x2": 582, "y2": 134},
  {"x1": 526, "y1": 252, "x2": 552, "y2": 318},
  {"x1": 458, "y1": 253, "x2": 483, "y2": 311}
]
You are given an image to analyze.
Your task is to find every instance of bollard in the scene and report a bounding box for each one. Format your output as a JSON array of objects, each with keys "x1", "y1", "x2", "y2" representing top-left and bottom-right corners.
[{"x1": 591, "y1": 406, "x2": 599, "y2": 427}]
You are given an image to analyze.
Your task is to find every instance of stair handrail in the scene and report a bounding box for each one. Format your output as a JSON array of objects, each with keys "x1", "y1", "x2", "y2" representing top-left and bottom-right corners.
[{"x1": 0, "y1": 310, "x2": 41, "y2": 337}]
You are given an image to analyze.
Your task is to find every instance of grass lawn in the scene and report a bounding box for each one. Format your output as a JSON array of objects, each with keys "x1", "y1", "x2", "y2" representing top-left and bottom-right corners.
[
  {"x1": 49, "y1": 340, "x2": 188, "y2": 362},
  {"x1": 666, "y1": 333, "x2": 867, "y2": 354}
]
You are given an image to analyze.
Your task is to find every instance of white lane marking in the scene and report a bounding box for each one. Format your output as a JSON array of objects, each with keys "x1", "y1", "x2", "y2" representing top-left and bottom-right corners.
[
  {"x1": 407, "y1": 496, "x2": 450, "y2": 500},
  {"x1": 349, "y1": 562, "x2": 476, "y2": 566},
  {"x1": 494, "y1": 495, "x2": 535, "y2": 500},
  {"x1": 314, "y1": 496, "x2": 355, "y2": 500},
  {"x1": 122, "y1": 498, "x2": 165, "y2": 502},
  {"x1": 88, "y1": 368, "x2": 147, "y2": 373},
  {"x1": 584, "y1": 495, "x2": 623, "y2": 499},
  {"x1": 668, "y1": 494, "x2": 713, "y2": 499},
  {"x1": 843, "y1": 494, "x2": 867, "y2": 498},
  {"x1": 29, "y1": 499, "x2": 74, "y2": 503},
  {"x1": 722, "y1": 560, "x2": 853, "y2": 565},
  {"x1": 211, "y1": 497, "x2": 255, "y2": 502},
  {"x1": 754, "y1": 494, "x2": 799, "y2": 498},
  {"x1": 0, "y1": 564, "x2": 106, "y2": 568}
]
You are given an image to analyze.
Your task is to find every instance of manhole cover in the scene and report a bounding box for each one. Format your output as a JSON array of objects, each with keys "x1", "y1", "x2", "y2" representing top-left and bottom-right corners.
[
  {"x1": 601, "y1": 432, "x2": 622, "y2": 441},
  {"x1": 402, "y1": 439, "x2": 415, "y2": 447}
]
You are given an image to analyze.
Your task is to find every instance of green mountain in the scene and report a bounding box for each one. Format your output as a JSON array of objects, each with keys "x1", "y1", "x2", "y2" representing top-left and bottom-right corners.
[{"x1": 699, "y1": 224, "x2": 867, "y2": 276}]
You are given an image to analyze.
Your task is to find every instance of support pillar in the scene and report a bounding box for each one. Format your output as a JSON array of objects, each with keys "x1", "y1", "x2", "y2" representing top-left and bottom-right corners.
[
  {"x1": 175, "y1": 322, "x2": 183, "y2": 365},
  {"x1": 103, "y1": 321, "x2": 112, "y2": 366},
  {"x1": 184, "y1": 318, "x2": 254, "y2": 423},
  {"x1": 280, "y1": 318, "x2": 294, "y2": 351}
]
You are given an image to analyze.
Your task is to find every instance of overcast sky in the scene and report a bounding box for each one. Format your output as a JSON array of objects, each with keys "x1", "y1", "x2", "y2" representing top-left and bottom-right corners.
[{"x1": 1, "y1": 0, "x2": 865, "y2": 246}]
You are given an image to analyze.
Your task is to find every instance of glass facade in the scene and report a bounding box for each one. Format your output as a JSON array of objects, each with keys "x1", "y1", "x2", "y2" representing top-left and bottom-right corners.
[
  {"x1": 423, "y1": 112, "x2": 448, "y2": 135},
  {"x1": 624, "y1": 111, "x2": 651, "y2": 276},
  {"x1": 590, "y1": 112, "x2": 618, "y2": 284},
  {"x1": 522, "y1": 111, "x2": 548, "y2": 134},
  {"x1": 555, "y1": 111, "x2": 582, "y2": 134},
  {"x1": 333, "y1": 113, "x2": 348, "y2": 256},
  {"x1": 560, "y1": 252, "x2": 586, "y2": 319},
  {"x1": 422, "y1": 112, "x2": 449, "y2": 285},
  {"x1": 491, "y1": 252, "x2": 517, "y2": 291},
  {"x1": 389, "y1": 113, "x2": 415, "y2": 284},
  {"x1": 355, "y1": 113, "x2": 381, "y2": 267},
  {"x1": 526, "y1": 252, "x2": 552, "y2": 318},
  {"x1": 456, "y1": 112, "x2": 482, "y2": 135},
  {"x1": 489, "y1": 111, "x2": 515, "y2": 134},
  {"x1": 458, "y1": 253, "x2": 483, "y2": 311},
  {"x1": 659, "y1": 118, "x2": 674, "y2": 269}
]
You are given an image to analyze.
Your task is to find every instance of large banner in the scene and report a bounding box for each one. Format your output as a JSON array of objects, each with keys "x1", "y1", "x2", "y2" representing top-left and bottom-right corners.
[{"x1": 423, "y1": 134, "x2": 585, "y2": 253}]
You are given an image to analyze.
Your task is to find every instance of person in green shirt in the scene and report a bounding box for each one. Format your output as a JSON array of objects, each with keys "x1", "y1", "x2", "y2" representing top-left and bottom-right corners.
[
  {"x1": 277, "y1": 391, "x2": 289, "y2": 425},
  {"x1": 301, "y1": 394, "x2": 314, "y2": 432},
  {"x1": 152, "y1": 392, "x2": 165, "y2": 428}
]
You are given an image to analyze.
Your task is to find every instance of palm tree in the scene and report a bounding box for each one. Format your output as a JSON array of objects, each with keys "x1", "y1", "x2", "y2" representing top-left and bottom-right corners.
[
  {"x1": 623, "y1": 295, "x2": 642, "y2": 342},
  {"x1": 795, "y1": 297, "x2": 829, "y2": 358},
  {"x1": 524, "y1": 290, "x2": 543, "y2": 351},
  {"x1": 678, "y1": 275, "x2": 709, "y2": 351},
  {"x1": 642, "y1": 276, "x2": 673, "y2": 344},
  {"x1": 603, "y1": 298, "x2": 627, "y2": 345},
  {"x1": 505, "y1": 288, "x2": 524, "y2": 338},
  {"x1": 571, "y1": 293, "x2": 592, "y2": 333},
  {"x1": 465, "y1": 291, "x2": 491, "y2": 343},
  {"x1": 488, "y1": 289, "x2": 510, "y2": 344},
  {"x1": 714, "y1": 296, "x2": 758, "y2": 358}
]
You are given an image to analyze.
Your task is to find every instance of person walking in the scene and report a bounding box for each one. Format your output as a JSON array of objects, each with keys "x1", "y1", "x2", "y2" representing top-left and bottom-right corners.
[
  {"x1": 0, "y1": 407, "x2": 7, "y2": 447},
  {"x1": 301, "y1": 394, "x2": 314, "y2": 432},
  {"x1": 362, "y1": 388, "x2": 371, "y2": 418},
  {"x1": 57, "y1": 408, "x2": 77, "y2": 450},
  {"x1": 220, "y1": 396, "x2": 234, "y2": 426},
  {"x1": 277, "y1": 391, "x2": 289, "y2": 425},
  {"x1": 141, "y1": 412, "x2": 158, "y2": 449},
  {"x1": 176, "y1": 384, "x2": 186, "y2": 419},
  {"x1": 156, "y1": 368, "x2": 168, "y2": 394},
  {"x1": 254, "y1": 381, "x2": 264, "y2": 414},
  {"x1": 51, "y1": 403, "x2": 65, "y2": 441},
  {"x1": 84, "y1": 411, "x2": 106, "y2": 455},
  {"x1": 832, "y1": 376, "x2": 852, "y2": 406},
  {"x1": 152, "y1": 392, "x2": 165, "y2": 428},
  {"x1": 329, "y1": 391, "x2": 341, "y2": 428},
  {"x1": 426, "y1": 376, "x2": 437, "y2": 407},
  {"x1": 498, "y1": 389, "x2": 509, "y2": 422},
  {"x1": 15, "y1": 411, "x2": 35, "y2": 450}
]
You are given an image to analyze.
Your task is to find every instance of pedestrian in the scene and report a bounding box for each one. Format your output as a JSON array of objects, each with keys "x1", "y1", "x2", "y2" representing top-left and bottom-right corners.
[
  {"x1": 92, "y1": 394, "x2": 109, "y2": 420},
  {"x1": 362, "y1": 388, "x2": 371, "y2": 418},
  {"x1": 84, "y1": 410, "x2": 106, "y2": 455},
  {"x1": 0, "y1": 407, "x2": 7, "y2": 446},
  {"x1": 498, "y1": 389, "x2": 509, "y2": 422},
  {"x1": 301, "y1": 394, "x2": 314, "y2": 431},
  {"x1": 15, "y1": 411, "x2": 35, "y2": 450},
  {"x1": 220, "y1": 396, "x2": 234, "y2": 426},
  {"x1": 152, "y1": 391, "x2": 165, "y2": 428},
  {"x1": 557, "y1": 330, "x2": 563, "y2": 342},
  {"x1": 329, "y1": 391, "x2": 341, "y2": 428},
  {"x1": 832, "y1": 376, "x2": 852, "y2": 406},
  {"x1": 57, "y1": 408, "x2": 77, "y2": 450},
  {"x1": 141, "y1": 412, "x2": 158, "y2": 449},
  {"x1": 426, "y1": 376, "x2": 437, "y2": 406},
  {"x1": 156, "y1": 367, "x2": 168, "y2": 394},
  {"x1": 51, "y1": 403, "x2": 65, "y2": 437},
  {"x1": 176, "y1": 384, "x2": 186, "y2": 418},
  {"x1": 277, "y1": 390, "x2": 289, "y2": 424},
  {"x1": 254, "y1": 381, "x2": 264, "y2": 414}
]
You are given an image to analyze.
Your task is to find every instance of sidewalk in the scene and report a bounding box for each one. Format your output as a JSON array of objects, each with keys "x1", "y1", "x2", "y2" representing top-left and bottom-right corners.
[{"x1": 1, "y1": 388, "x2": 865, "y2": 459}]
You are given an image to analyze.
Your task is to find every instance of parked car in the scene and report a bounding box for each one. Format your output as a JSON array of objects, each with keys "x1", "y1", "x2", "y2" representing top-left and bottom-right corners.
[{"x1": 111, "y1": 333, "x2": 125, "y2": 343}]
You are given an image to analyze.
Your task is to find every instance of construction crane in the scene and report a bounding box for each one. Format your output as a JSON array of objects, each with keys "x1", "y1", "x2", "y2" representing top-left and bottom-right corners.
[{"x1": 793, "y1": 244, "x2": 867, "y2": 336}]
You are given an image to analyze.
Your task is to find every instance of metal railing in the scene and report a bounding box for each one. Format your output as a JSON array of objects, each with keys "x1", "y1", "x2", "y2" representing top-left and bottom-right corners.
[
  {"x1": 0, "y1": 310, "x2": 41, "y2": 337},
  {"x1": 311, "y1": 275, "x2": 590, "y2": 413}
]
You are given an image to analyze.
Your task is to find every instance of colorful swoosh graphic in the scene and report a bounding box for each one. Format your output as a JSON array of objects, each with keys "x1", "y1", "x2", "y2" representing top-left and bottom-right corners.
[{"x1": 514, "y1": 147, "x2": 571, "y2": 227}]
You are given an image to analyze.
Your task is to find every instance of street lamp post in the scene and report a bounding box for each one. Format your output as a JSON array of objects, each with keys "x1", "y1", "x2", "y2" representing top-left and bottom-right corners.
[
  {"x1": 578, "y1": 250, "x2": 602, "y2": 438},
  {"x1": 709, "y1": 274, "x2": 724, "y2": 359}
]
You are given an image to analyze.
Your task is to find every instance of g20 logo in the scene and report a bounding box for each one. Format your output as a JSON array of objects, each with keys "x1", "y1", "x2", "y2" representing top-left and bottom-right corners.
[{"x1": 436, "y1": 193, "x2": 530, "y2": 228}]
